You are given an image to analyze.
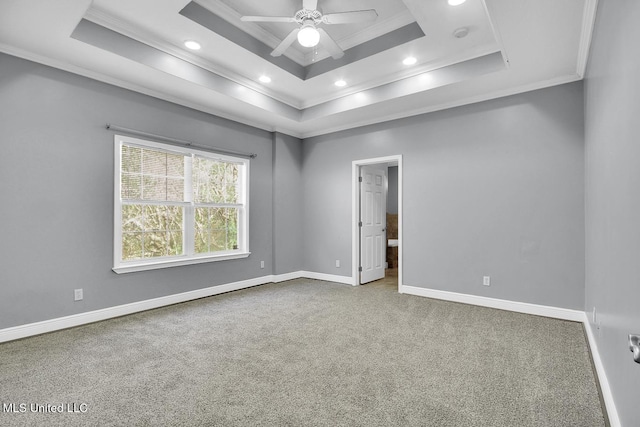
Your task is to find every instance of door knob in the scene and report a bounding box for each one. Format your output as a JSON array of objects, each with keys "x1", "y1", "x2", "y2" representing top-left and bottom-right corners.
[{"x1": 630, "y1": 334, "x2": 640, "y2": 364}]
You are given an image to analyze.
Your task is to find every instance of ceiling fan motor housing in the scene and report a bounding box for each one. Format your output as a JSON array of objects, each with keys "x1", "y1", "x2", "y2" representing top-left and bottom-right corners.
[{"x1": 295, "y1": 9, "x2": 323, "y2": 24}]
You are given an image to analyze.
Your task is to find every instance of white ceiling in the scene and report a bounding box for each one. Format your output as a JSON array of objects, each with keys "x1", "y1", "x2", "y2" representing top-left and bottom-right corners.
[{"x1": 0, "y1": 0, "x2": 597, "y2": 138}]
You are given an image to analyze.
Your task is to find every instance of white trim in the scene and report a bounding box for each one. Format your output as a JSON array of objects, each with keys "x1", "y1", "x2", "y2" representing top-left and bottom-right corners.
[
  {"x1": 113, "y1": 252, "x2": 251, "y2": 274},
  {"x1": 197, "y1": 0, "x2": 414, "y2": 67},
  {"x1": 193, "y1": 0, "x2": 308, "y2": 67},
  {"x1": 272, "y1": 271, "x2": 304, "y2": 283},
  {"x1": 481, "y1": 0, "x2": 510, "y2": 69},
  {"x1": 397, "y1": 157, "x2": 403, "y2": 292},
  {"x1": 0, "y1": 268, "x2": 623, "y2": 427},
  {"x1": 576, "y1": 0, "x2": 599, "y2": 78},
  {"x1": 113, "y1": 135, "x2": 250, "y2": 273},
  {"x1": 400, "y1": 285, "x2": 585, "y2": 322},
  {"x1": 301, "y1": 46, "x2": 501, "y2": 109},
  {"x1": 0, "y1": 270, "x2": 352, "y2": 343},
  {"x1": 299, "y1": 74, "x2": 582, "y2": 139},
  {"x1": 400, "y1": 284, "x2": 618, "y2": 425},
  {"x1": 0, "y1": 275, "x2": 272, "y2": 344},
  {"x1": 583, "y1": 316, "x2": 621, "y2": 427},
  {"x1": 301, "y1": 9, "x2": 417, "y2": 65},
  {"x1": 0, "y1": 43, "x2": 300, "y2": 136},
  {"x1": 300, "y1": 271, "x2": 354, "y2": 285},
  {"x1": 352, "y1": 156, "x2": 403, "y2": 289},
  {"x1": 84, "y1": 5, "x2": 303, "y2": 109}
]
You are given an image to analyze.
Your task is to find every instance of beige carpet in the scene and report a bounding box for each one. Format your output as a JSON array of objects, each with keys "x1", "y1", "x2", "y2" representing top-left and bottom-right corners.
[{"x1": 0, "y1": 277, "x2": 606, "y2": 426}]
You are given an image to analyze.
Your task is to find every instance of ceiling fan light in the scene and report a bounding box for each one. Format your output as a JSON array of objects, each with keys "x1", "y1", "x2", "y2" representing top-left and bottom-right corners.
[{"x1": 298, "y1": 25, "x2": 320, "y2": 47}]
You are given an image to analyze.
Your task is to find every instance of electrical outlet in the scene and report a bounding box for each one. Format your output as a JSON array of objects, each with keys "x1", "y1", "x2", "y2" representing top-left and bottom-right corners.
[
  {"x1": 336, "y1": 260, "x2": 340, "y2": 268},
  {"x1": 74, "y1": 289, "x2": 83, "y2": 301},
  {"x1": 260, "y1": 260, "x2": 265, "y2": 269},
  {"x1": 483, "y1": 276, "x2": 490, "y2": 286},
  {"x1": 593, "y1": 307, "x2": 602, "y2": 331}
]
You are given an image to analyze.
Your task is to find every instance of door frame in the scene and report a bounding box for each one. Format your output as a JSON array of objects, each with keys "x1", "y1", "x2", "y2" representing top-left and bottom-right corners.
[{"x1": 352, "y1": 155, "x2": 403, "y2": 291}]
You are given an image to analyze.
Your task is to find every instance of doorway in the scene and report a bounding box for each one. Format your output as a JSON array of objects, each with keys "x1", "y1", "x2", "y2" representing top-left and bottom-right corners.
[{"x1": 352, "y1": 155, "x2": 402, "y2": 291}]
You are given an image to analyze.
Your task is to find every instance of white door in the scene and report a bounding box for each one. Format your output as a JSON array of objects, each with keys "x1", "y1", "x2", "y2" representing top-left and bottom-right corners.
[{"x1": 360, "y1": 166, "x2": 386, "y2": 284}]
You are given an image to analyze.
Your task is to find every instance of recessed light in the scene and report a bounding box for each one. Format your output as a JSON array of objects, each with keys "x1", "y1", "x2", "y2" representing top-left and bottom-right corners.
[
  {"x1": 259, "y1": 75, "x2": 272, "y2": 84},
  {"x1": 184, "y1": 40, "x2": 201, "y2": 50},
  {"x1": 448, "y1": 0, "x2": 467, "y2": 5},
  {"x1": 334, "y1": 80, "x2": 347, "y2": 87},
  {"x1": 403, "y1": 56, "x2": 417, "y2": 66}
]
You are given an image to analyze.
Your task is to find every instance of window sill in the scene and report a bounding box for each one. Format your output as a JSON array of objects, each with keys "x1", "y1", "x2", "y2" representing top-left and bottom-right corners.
[{"x1": 113, "y1": 252, "x2": 251, "y2": 274}]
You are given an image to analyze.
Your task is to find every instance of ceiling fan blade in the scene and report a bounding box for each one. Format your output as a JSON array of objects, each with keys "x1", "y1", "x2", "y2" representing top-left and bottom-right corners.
[
  {"x1": 271, "y1": 28, "x2": 301, "y2": 57},
  {"x1": 241, "y1": 16, "x2": 297, "y2": 23},
  {"x1": 322, "y1": 10, "x2": 378, "y2": 25},
  {"x1": 317, "y1": 28, "x2": 344, "y2": 59},
  {"x1": 303, "y1": 0, "x2": 318, "y2": 11}
]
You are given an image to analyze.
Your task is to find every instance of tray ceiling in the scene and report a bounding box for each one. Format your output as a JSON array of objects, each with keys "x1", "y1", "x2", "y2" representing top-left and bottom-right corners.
[{"x1": 0, "y1": 0, "x2": 597, "y2": 138}]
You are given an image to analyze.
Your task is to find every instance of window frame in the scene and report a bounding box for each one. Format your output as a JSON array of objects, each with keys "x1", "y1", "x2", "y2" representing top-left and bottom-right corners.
[{"x1": 113, "y1": 135, "x2": 250, "y2": 274}]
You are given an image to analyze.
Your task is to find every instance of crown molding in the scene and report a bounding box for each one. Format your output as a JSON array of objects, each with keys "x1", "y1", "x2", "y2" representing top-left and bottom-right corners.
[
  {"x1": 299, "y1": 73, "x2": 582, "y2": 139},
  {"x1": 481, "y1": 0, "x2": 510, "y2": 69},
  {"x1": 195, "y1": 0, "x2": 415, "y2": 67},
  {"x1": 84, "y1": 6, "x2": 304, "y2": 109},
  {"x1": 83, "y1": 5, "x2": 442, "y2": 113},
  {"x1": 576, "y1": 0, "x2": 598, "y2": 78},
  {"x1": 302, "y1": 9, "x2": 416, "y2": 64},
  {"x1": 194, "y1": 0, "x2": 308, "y2": 66},
  {"x1": 0, "y1": 43, "x2": 303, "y2": 138},
  {"x1": 301, "y1": 44, "x2": 501, "y2": 109}
]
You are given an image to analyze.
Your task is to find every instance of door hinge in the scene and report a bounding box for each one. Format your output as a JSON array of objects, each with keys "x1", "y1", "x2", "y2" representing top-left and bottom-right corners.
[
  {"x1": 358, "y1": 221, "x2": 363, "y2": 227},
  {"x1": 358, "y1": 176, "x2": 363, "y2": 182},
  {"x1": 359, "y1": 266, "x2": 363, "y2": 272}
]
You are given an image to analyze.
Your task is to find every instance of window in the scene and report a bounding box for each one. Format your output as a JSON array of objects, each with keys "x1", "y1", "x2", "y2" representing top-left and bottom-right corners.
[{"x1": 113, "y1": 135, "x2": 249, "y2": 273}]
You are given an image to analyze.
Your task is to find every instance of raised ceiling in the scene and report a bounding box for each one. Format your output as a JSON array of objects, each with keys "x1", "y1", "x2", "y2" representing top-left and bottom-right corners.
[
  {"x1": 0, "y1": 0, "x2": 597, "y2": 138},
  {"x1": 210, "y1": 0, "x2": 416, "y2": 65}
]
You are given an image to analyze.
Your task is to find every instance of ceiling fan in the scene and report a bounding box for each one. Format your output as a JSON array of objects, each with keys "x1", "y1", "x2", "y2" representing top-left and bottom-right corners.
[{"x1": 240, "y1": 0, "x2": 378, "y2": 59}]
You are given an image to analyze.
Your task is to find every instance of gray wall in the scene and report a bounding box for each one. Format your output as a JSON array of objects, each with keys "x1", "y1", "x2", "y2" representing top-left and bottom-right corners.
[
  {"x1": 584, "y1": 1, "x2": 640, "y2": 425},
  {"x1": 387, "y1": 166, "x2": 398, "y2": 215},
  {"x1": 0, "y1": 52, "x2": 587, "y2": 327},
  {"x1": 2, "y1": 37, "x2": 629, "y2": 419},
  {"x1": 0, "y1": 53, "x2": 301, "y2": 329},
  {"x1": 272, "y1": 132, "x2": 304, "y2": 275},
  {"x1": 303, "y1": 82, "x2": 585, "y2": 309}
]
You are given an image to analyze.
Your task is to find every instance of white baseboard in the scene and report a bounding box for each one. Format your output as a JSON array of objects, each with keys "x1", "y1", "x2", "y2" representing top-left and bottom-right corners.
[
  {"x1": 272, "y1": 271, "x2": 304, "y2": 283},
  {"x1": 400, "y1": 285, "x2": 585, "y2": 321},
  {"x1": 0, "y1": 275, "x2": 275, "y2": 344},
  {"x1": 0, "y1": 272, "x2": 622, "y2": 427},
  {"x1": 272, "y1": 271, "x2": 354, "y2": 284},
  {"x1": 583, "y1": 317, "x2": 621, "y2": 427},
  {"x1": 0, "y1": 271, "x2": 351, "y2": 344},
  {"x1": 300, "y1": 271, "x2": 355, "y2": 285},
  {"x1": 401, "y1": 284, "x2": 619, "y2": 425}
]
